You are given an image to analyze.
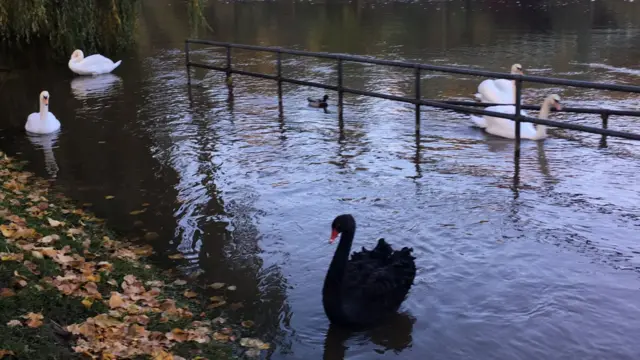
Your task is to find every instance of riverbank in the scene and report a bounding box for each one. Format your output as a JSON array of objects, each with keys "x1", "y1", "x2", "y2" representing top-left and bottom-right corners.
[{"x1": 0, "y1": 151, "x2": 268, "y2": 359}]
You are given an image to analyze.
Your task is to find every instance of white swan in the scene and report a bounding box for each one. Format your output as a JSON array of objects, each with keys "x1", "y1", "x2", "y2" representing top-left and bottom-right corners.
[
  {"x1": 68, "y1": 49, "x2": 122, "y2": 76},
  {"x1": 474, "y1": 63, "x2": 524, "y2": 104},
  {"x1": 25, "y1": 91, "x2": 61, "y2": 134},
  {"x1": 470, "y1": 94, "x2": 562, "y2": 141}
]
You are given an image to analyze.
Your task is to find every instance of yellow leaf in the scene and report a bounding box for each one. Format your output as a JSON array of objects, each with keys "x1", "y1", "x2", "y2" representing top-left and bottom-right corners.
[
  {"x1": 81, "y1": 298, "x2": 93, "y2": 309},
  {"x1": 38, "y1": 235, "x2": 59, "y2": 244},
  {"x1": 0, "y1": 252, "x2": 23, "y2": 261},
  {"x1": 173, "y1": 279, "x2": 187, "y2": 286},
  {"x1": 129, "y1": 209, "x2": 147, "y2": 215},
  {"x1": 208, "y1": 282, "x2": 225, "y2": 289},
  {"x1": 47, "y1": 217, "x2": 64, "y2": 227},
  {"x1": 105, "y1": 195, "x2": 114, "y2": 199},
  {"x1": 168, "y1": 253, "x2": 184, "y2": 259},
  {"x1": 227, "y1": 285, "x2": 237, "y2": 291},
  {"x1": 30, "y1": 250, "x2": 44, "y2": 259},
  {"x1": 183, "y1": 290, "x2": 197, "y2": 298},
  {"x1": 151, "y1": 349, "x2": 174, "y2": 360}
]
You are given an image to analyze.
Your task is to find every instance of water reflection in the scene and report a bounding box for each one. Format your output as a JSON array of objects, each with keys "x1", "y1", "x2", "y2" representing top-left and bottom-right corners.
[
  {"x1": 323, "y1": 312, "x2": 415, "y2": 360},
  {"x1": 70, "y1": 74, "x2": 123, "y2": 100},
  {"x1": 26, "y1": 131, "x2": 59, "y2": 179}
]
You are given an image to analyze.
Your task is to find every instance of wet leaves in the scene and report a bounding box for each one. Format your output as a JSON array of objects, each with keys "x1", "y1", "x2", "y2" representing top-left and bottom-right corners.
[
  {"x1": 0, "y1": 152, "x2": 271, "y2": 359},
  {"x1": 0, "y1": 350, "x2": 15, "y2": 358}
]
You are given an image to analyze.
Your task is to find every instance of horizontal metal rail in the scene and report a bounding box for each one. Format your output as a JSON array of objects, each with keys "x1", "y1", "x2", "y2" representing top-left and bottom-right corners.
[
  {"x1": 441, "y1": 100, "x2": 640, "y2": 117},
  {"x1": 185, "y1": 39, "x2": 640, "y2": 142},
  {"x1": 186, "y1": 39, "x2": 640, "y2": 93}
]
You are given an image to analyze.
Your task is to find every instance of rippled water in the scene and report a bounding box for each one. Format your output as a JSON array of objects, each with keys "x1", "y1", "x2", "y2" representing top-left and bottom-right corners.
[{"x1": 1, "y1": 0, "x2": 640, "y2": 359}]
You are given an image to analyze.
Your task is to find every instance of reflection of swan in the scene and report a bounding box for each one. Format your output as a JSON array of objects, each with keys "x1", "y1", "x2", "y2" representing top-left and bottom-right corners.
[
  {"x1": 68, "y1": 50, "x2": 122, "y2": 75},
  {"x1": 70, "y1": 74, "x2": 122, "y2": 99},
  {"x1": 322, "y1": 312, "x2": 415, "y2": 360},
  {"x1": 474, "y1": 64, "x2": 524, "y2": 104},
  {"x1": 323, "y1": 214, "x2": 416, "y2": 328},
  {"x1": 470, "y1": 94, "x2": 562, "y2": 140},
  {"x1": 26, "y1": 131, "x2": 59, "y2": 179},
  {"x1": 26, "y1": 91, "x2": 61, "y2": 134}
]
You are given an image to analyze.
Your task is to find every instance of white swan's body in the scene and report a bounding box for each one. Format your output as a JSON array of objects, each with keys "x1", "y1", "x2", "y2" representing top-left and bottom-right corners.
[
  {"x1": 25, "y1": 91, "x2": 61, "y2": 134},
  {"x1": 68, "y1": 50, "x2": 122, "y2": 76},
  {"x1": 470, "y1": 94, "x2": 562, "y2": 141},
  {"x1": 474, "y1": 64, "x2": 524, "y2": 104}
]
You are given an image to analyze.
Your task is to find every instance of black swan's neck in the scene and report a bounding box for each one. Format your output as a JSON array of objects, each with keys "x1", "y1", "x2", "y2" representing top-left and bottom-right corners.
[{"x1": 323, "y1": 226, "x2": 355, "y2": 322}]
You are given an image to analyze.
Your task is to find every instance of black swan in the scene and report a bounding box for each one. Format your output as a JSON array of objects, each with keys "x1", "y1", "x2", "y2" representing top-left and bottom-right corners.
[
  {"x1": 322, "y1": 214, "x2": 417, "y2": 328},
  {"x1": 308, "y1": 95, "x2": 329, "y2": 108}
]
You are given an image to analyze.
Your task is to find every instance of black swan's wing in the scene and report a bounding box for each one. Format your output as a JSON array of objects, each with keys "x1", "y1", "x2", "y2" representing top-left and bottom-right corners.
[{"x1": 342, "y1": 240, "x2": 417, "y2": 324}]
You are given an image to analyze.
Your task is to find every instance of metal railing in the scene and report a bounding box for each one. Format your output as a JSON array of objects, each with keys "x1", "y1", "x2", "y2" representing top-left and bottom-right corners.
[{"x1": 184, "y1": 39, "x2": 640, "y2": 146}]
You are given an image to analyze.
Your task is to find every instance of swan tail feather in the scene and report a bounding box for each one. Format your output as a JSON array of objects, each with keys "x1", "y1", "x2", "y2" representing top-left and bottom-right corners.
[{"x1": 112, "y1": 60, "x2": 122, "y2": 70}]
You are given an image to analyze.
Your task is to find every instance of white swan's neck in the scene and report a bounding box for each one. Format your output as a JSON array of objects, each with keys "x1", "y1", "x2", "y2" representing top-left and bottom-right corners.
[
  {"x1": 39, "y1": 102, "x2": 48, "y2": 121},
  {"x1": 534, "y1": 98, "x2": 554, "y2": 139},
  {"x1": 511, "y1": 80, "x2": 516, "y2": 103}
]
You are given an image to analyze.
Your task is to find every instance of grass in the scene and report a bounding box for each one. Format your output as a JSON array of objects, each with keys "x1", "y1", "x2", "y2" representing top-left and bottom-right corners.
[{"x1": 0, "y1": 152, "x2": 267, "y2": 359}]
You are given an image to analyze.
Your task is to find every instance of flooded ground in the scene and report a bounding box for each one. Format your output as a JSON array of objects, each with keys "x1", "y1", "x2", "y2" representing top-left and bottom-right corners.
[{"x1": 1, "y1": 0, "x2": 640, "y2": 359}]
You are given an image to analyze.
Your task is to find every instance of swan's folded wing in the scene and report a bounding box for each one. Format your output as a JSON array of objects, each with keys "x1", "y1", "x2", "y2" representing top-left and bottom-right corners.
[{"x1": 478, "y1": 79, "x2": 513, "y2": 104}]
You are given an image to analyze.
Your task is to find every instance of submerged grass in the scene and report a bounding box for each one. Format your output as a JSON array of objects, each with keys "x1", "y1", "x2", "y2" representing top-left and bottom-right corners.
[{"x1": 0, "y1": 152, "x2": 268, "y2": 359}]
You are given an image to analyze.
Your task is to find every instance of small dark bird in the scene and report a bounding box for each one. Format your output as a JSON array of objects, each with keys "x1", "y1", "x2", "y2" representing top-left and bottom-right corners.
[
  {"x1": 322, "y1": 214, "x2": 417, "y2": 329},
  {"x1": 308, "y1": 95, "x2": 329, "y2": 108}
]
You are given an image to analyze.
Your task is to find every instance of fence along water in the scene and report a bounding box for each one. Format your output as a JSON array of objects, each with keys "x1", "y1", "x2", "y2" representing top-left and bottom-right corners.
[{"x1": 184, "y1": 39, "x2": 640, "y2": 144}]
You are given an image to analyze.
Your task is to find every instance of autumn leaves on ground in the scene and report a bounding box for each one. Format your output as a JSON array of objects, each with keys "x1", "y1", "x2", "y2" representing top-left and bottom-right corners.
[{"x1": 0, "y1": 152, "x2": 268, "y2": 359}]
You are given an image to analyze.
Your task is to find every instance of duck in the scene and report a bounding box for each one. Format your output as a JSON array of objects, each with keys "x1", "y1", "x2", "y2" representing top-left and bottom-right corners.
[
  {"x1": 470, "y1": 94, "x2": 562, "y2": 140},
  {"x1": 308, "y1": 95, "x2": 329, "y2": 108},
  {"x1": 474, "y1": 63, "x2": 524, "y2": 104},
  {"x1": 68, "y1": 49, "x2": 122, "y2": 76},
  {"x1": 322, "y1": 214, "x2": 417, "y2": 329},
  {"x1": 25, "y1": 91, "x2": 61, "y2": 135}
]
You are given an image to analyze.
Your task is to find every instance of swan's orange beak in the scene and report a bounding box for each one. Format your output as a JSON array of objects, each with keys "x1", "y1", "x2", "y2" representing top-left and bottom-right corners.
[
  {"x1": 554, "y1": 103, "x2": 562, "y2": 111},
  {"x1": 329, "y1": 229, "x2": 339, "y2": 244},
  {"x1": 43, "y1": 98, "x2": 49, "y2": 106}
]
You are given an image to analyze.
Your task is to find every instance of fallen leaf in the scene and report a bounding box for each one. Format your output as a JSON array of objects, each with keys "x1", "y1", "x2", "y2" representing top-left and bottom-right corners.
[
  {"x1": 23, "y1": 260, "x2": 39, "y2": 275},
  {"x1": 183, "y1": 290, "x2": 197, "y2": 298},
  {"x1": 0, "y1": 252, "x2": 23, "y2": 261},
  {"x1": 109, "y1": 293, "x2": 124, "y2": 308},
  {"x1": 212, "y1": 332, "x2": 230, "y2": 342},
  {"x1": 142, "y1": 203, "x2": 150, "y2": 207},
  {"x1": 0, "y1": 288, "x2": 16, "y2": 297},
  {"x1": 173, "y1": 279, "x2": 187, "y2": 286},
  {"x1": 240, "y1": 337, "x2": 270, "y2": 350},
  {"x1": 105, "y1": 195, "x2": 115, "y2": 199},
  {"x1": 151, "y1": 349, "x2": 174, "y2": 360},
  {"x1": 38, "y1": 234, "x2": 59, "y2": 244},
  {"x1": 168, "y1": 253, "x2": 184, "y2": 260},
  {"x1": 23, "y1": 312, "x2": 44, "y2": 328},
  {"x1": 6, "y1": 320, "x2": 21, "y2": 327},
  {"x1": 241, "y1": 320, "x2": 255, "y2": 328},
  {"x1": 30, "y1": 250, "x2": 44, "y2": 259},
  {"x1": 166, "y1": 328, "x2": 188, "y2": 343},
  {"x1": 230, "y1": 302, "x2": 244, "y2": 311},
  {"x1": 208, "y1": 282, "x2": 225, "y2": 289},
  {"x1": 227, "y1": 285, "x2": 237, "y2": 291},
  {"x1": 82, "y1": 298, "x2": 93, "y2": 309},
  {"x1": 0, "y1": 350, "x2": 14, "y2": 359},
  {"x1": 129, "y1": 209, "x2": 147, "y2": 215},
  {"x1": 209, "y1": 296, "x2": 227, "y2": 308},
  {"x1": 144, "y1": 232, "x2": 159, "y2": 241},
  {"x1": 47, "y1": 217, "x2": 64, "y2": 227}
]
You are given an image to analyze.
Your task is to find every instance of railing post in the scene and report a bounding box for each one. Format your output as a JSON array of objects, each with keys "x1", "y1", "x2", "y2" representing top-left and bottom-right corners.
[
  {"x1": 225, "y1": 45, "x2": 233, "y2": 101},
  {"x1": 514, "y1": 78, "x2": 523, "y2": 149},
  {"x1": 226, "y1": 45, "x2": 233, "y2": 86},
  {"x1": 277, "y1": 50, "x2": 283, "y2": 115},
  {"x1": 337, "y1": 57, "x2": 344, "y2": 121},
  {"x1": 185, "y1": 40, "x2": 191, "y2": 85},
  {"x1": 415, "y1": 66, "x2": 421, "y2": 129},
  {"x1": 600, "y1": 112, "x2": 609, "y2": 148},
  {"x1": 513, "y1": 78, "x2": 523, "y2": 189}
]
